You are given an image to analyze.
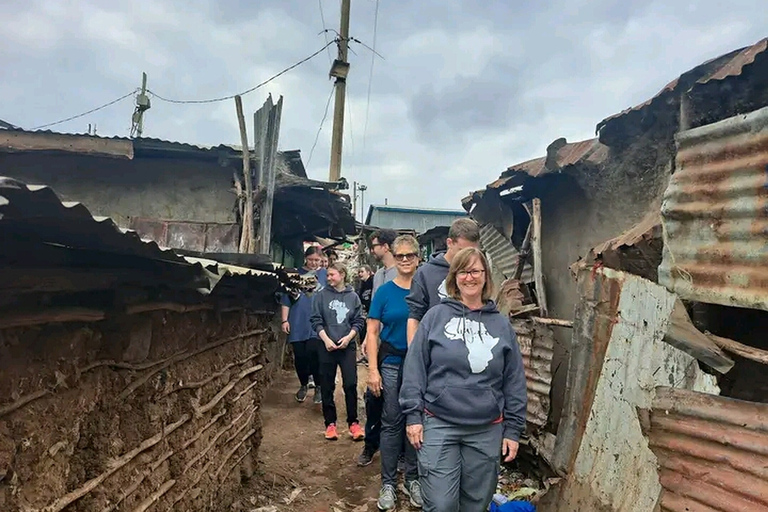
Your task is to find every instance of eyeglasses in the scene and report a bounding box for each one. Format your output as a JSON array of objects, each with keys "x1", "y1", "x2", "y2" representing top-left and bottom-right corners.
[
  {"x1": 457, "y1": 269, "x2": 485, "y2": 279},
  {"x1": 394, "y1": 253, "x2": 418, "y2": 261}
]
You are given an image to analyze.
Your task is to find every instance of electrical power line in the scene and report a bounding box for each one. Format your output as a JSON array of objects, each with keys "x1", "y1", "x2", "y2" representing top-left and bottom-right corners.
[
  {"x1": 363, "y1": 0, "x2": 380, "y2": 146},
  {"x1": 31, "y1": 90, "x2": 139, "y2": 130},
  {"x1": 317, "y1": 0, "x2": 334, "y2": 64},
  {"x1": 307, "y1": 84, "x2": 335, "y2": 168},
  {"x1": 147, "y1": 41, "x2": 336, "y2": 105}
]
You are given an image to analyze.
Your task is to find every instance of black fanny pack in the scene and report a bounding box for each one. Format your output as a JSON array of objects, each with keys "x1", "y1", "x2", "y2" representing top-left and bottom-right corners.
[{"x1": 377, "y1": 340, "x2": 407, "y2": 366}]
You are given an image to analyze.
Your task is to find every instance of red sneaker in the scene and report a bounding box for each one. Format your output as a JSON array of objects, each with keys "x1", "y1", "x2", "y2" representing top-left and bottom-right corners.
[
  {"x1": 349, "y1": 422, "x2": 365, "y2": 441},
  {"x1": 325, "y1": 423, "x2": 338, "y2": 441}
]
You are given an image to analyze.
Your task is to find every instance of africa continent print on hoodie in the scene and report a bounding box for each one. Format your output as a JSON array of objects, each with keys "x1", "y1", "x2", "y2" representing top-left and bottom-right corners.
[
  {"x1": 437, "y1": 279, "x2": 448, "y2": 300},
  {"x1": 444, "y1": 316, "x2": 500, "y2": 373},
  {"x1": 329, "y1": 299, "x2": 350, "y2": 324}
]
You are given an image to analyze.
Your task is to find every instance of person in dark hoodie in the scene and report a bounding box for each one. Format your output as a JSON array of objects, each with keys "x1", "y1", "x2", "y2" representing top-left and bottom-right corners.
[
  {"x1": 311, "y1": 262, "x2": 366, "y2": 442},
  {"x1": 406, "y1": 218, "x2": 480, "y2": 345},
  {"x1": 399, "y1": 247, "x2": 527, "y2": 512}
]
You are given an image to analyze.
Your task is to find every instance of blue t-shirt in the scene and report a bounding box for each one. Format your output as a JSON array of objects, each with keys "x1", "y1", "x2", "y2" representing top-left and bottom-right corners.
[
  {"x1": 368, "y1": 280, "x2": 410, "y2": 365},
  {"x1": 280, "y1": 267, "x2": 325, "y2": 343}
]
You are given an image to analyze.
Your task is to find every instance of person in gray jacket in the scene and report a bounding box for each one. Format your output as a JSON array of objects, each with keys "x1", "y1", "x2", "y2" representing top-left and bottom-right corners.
[
  {"x1": 399, "y1": 247, "x2": 527, "y2": 512},
  {"x1": 406, "y1": 218, "x2": 480, "y2": 345},
  {"x1": 311, "y1": 262, "x2": 366, "y2": 442}
]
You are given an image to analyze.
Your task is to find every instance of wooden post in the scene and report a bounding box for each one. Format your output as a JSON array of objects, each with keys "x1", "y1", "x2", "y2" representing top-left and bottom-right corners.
[
  {"x1": 531, "y1": 198, "x2": 548, "y2": 317},
  {"x1": 235, "y1": 95, "x2": 254, "y2": 253},
  {"x1": 328, "y1": 0, "x2": 351, "y2": 182},
  {"x1": 257, "y1": 96, "x2": 283, "y2": 255}
]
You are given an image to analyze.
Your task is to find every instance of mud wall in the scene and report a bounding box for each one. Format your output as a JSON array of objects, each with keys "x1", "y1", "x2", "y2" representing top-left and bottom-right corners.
[
  {"x1": 525, "y1": 133, "x2": 674, "y2": 430},
  {"x1": 0, "y1": 309, "x2": 284, "y2": 512}
]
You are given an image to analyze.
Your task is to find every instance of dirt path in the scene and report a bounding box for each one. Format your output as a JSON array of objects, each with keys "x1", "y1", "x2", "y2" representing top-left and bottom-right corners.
[{"x1": 245, "y1": 365, "x2": 382, "y2": 512}]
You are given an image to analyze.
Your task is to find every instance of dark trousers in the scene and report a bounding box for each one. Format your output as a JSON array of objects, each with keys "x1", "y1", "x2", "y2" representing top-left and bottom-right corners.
[
  {"x1": 318, "y1": 344, "x2": 358, "y2": 427},
  {"x1": 364, "y1": 389, "x2": 383, "y2": 451},
  {"x1": 380, "y1": 364, "x2": 418, "y2": 486},
  {"x1": 292, "y1": 338, "x2": 319, "y2": 387}
]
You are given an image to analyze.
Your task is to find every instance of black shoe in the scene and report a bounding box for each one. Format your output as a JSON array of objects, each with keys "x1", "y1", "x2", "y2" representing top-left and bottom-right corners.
[
  {"x1": 357, "y1": 446, "x2": 376, "y2": 466},
  {"x1": 295, "y1": 385, "x2": 308, "y2": 402},
  {"x1": 313, "y1": 387, "x2": 322, "y2": 404}
]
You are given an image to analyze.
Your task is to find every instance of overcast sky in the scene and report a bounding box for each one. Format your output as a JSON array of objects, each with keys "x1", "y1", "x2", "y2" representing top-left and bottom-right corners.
[{"x1": 2, "y1": 1, "x2": 767, "y2": 219}]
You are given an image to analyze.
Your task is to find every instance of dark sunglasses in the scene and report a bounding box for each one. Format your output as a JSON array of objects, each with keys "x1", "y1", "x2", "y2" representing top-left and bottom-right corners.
[{"x1": 394, "y1": 252, "x2": 418, "y2": 261}]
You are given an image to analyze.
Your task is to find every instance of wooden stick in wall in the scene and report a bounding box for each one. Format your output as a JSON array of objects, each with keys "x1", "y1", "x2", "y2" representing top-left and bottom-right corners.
[{"x1": 531, "y1": 198, "x2": 549, "y2": 317}]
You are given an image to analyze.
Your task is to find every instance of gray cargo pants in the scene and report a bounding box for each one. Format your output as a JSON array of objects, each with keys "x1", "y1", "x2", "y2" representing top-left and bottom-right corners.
[{"x1": 417, "y1": 415, "x2": 502, "y2": 512}]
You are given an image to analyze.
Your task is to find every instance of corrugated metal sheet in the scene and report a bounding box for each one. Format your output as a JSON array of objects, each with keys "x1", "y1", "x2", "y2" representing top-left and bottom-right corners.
[
  {"x1": 480, "y1": 223, "x2": 534, "y2": 283},
  {"x1": 0, "y1": 177, "x2": 187, "y2": 264},
  {"x1": 365, "y1": 205, "x2": 466, "y2": 233},
  {"x1": 512, "y1": 319, "x2": 554, "y2": 428},
  {"x1": 658, "y1": 105, "x2": 768, "y2": 311},
  {"x1": 130, "y1": 218, "x2": 239, "y2": 253},
  {"x1": 597, "y1": 38, "x2": 768, "y2": 133},
  {"x1": 553, "y1": 267, "x2": 719, "y2": 512},
  {"x1": 650, "y1": 387, "x2": 768, "y2": 512}
]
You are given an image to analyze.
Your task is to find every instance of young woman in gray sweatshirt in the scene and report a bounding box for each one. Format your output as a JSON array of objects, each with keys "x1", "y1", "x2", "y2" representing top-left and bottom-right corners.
[
  {"x1": 310, "y1": 263, "x2": 366, "y2": 441},
  {"x1": 399, "y1": 247, "x2": 527, "y2": 512}
]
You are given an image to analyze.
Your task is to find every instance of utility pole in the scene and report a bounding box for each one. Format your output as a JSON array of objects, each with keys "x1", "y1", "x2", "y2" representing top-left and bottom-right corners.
[
  {"x1": 328, "y1": 0, "x2": 351, "y2": 182},
  {"x1": 352, "y1": 180, "x2": 358, "y2": 221},
  {"x1": 359, "y1": 184, "x2": 367, "y2": 222},
  {"x1": 131, "y1": 72, "x2": 151, "y2": 138}
]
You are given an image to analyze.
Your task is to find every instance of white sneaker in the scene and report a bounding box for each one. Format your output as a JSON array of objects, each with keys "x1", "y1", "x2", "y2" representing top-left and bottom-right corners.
[{"x1": 308, "y1": 376, "x2": 316, "y2": 389}]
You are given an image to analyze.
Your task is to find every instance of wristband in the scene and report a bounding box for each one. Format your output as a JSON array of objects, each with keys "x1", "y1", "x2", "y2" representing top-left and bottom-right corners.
[{"x1": 281, "y1": 320, "x2": 289, "y2": 324}]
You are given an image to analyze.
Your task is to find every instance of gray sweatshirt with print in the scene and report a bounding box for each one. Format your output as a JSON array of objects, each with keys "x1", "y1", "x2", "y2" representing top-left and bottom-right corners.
[
  {"x1": 399, "y1": 297, "x2": 527, "y2": 441},
  {"x1": 310, "y1": 285, "x2": 365, "y2": 344}
]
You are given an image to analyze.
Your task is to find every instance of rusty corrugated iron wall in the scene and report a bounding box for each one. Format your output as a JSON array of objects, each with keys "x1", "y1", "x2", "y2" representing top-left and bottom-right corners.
[
  {"x1": 512, "y1": 319, "x2": 554, "y2": 428},
  {"x1": 659, "y1": 105, "x2": 768, "y2": 311},
  {"x1": 480, "y1": 223, "x2": 534, "y2": 283},
  {"x1": 650, "y1": 387, "x2": 768, "y2": 511}
]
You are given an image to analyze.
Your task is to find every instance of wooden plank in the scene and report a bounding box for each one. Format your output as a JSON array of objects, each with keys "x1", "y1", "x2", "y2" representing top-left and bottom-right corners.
[
  {"x1": 531, "y1": 198, "x2": 548, "y2": 316},
  {"x1": 706, "y1": 331, "x2": 768, "y2": 366},
  {"x1": 531, "y1": 316, "x2": 573, "y2": 328},
  {"x1": 234, "y1": 95, "x2": 255, "y2": 253},
  {"x1": 257, "y1": 96, "x2": 283, "y2": 255},
  {"x1": 0, "y1": 130, "x2": 133, "y2": 159},
  {"x1": 663, "y1": 299, "x2": 735, "y2": 374}
]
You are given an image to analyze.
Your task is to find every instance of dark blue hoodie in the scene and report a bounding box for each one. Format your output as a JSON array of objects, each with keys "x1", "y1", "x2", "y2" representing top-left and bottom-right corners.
[
  {"x1": 406, "y1": 252, "x2": 450, "y2": 321},
  {"x1": 399, "y1": 297, "x2": 527, "y2": 441}
]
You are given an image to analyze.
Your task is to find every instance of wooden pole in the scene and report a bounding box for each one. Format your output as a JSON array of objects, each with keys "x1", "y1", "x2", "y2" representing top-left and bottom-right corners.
[
  {"x1": 328, "y1": 0, "x2": 351, "y2": 182},
  {"x1": 707, "y1": 332, "x2": 768, "y2": 366},
  {"x1": 235, "y1": 95, "x2": 254, "y2": 253},
  {"x1": 531, "y1": 316, "x2": 572, "y2": 328},
  {"x1": 257, "y1": 96, "x2": 283, "y2": 255},
  {"x1": 531, "y1": 198, "x2": 548, "y2": 317}
]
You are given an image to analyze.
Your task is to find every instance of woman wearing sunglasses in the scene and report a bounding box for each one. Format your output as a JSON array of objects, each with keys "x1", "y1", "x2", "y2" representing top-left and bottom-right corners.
[{"x1": 366, "y1": 235, "x2": 424, "y2": 510}]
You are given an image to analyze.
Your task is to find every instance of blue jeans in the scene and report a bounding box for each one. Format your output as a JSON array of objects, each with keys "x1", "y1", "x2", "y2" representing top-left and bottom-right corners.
[{"x1": 380, "y1": 363, "x2": 417, "y2": 486}]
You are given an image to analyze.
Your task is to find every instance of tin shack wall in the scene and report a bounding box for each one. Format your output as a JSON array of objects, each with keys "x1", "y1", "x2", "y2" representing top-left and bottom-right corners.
[
  {"x1": 659, "y1": 105, "x2": 768, "y2": 311},
  {"x1": 649, "y1": 386, "x2": 768, "y2": 511},
  {"x1": 553, "y1": 268, "x2": 719, "y2": 512}
]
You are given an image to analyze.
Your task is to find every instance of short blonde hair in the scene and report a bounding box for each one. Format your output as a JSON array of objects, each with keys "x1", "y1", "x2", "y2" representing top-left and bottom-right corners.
[
  {"x1": 329, "y1": 262, "x2": 348, "y2": 282},
  {"x1": 445, "y1": 247, "x2": 493, "y2": 302},
  {"x1": 392, "y1": 234, "x2": 419, "y2": 255}
]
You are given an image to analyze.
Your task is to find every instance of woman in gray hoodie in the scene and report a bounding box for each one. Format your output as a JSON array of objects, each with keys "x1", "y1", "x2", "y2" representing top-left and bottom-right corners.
[
  {"x1": 399, "y1": 247, "x2": 527, "y2": 512},
  {"x1": 311, "y1": 262, "x2": 366, "y2": 442}
]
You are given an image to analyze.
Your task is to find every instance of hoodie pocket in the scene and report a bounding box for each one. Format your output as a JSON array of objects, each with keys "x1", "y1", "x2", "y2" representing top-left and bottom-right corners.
[{"x1": 428, "y1": 385, "x2": 501, "y2": 422}]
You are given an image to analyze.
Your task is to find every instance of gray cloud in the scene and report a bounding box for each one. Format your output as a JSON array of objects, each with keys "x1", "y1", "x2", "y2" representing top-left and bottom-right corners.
[{"x1": 1, "y1": 0, "x2": 767, "y2": 214}]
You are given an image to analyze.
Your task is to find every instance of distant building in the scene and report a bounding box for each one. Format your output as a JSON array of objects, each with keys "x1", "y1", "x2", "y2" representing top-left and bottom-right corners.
[{"x1": 365, "y1": 204, "x2": 467, "y2": 233}]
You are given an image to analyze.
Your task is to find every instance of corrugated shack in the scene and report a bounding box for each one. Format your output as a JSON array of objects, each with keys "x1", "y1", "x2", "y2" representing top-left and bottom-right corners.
[
  {"x1": 0, "y1": 177, "x2": 298, "y2": 511},
  {"x1": 0, "y1": 128, "x2": 356, "y2": 267},
  {"x1": 465, "y1": 37, "x2": 768, "y2": 511}
]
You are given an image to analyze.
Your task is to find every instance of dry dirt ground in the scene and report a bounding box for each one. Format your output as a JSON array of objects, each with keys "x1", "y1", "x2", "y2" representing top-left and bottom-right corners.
[{"x1": 243, "y1": 364, "x2": 404, "y2": 512}]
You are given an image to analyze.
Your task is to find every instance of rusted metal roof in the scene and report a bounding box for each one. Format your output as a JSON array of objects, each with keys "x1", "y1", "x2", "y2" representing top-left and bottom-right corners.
[
  {"x1": 512, "y1": 319, "x2": 554, "y2": 428},
  {"x1": 650, "y1": 386, "x2": 768, "y2": 511},
  {"x1": 658, "y1": 105, "x2": 768, "y2": 311},
  {"x1": 597, "y1": 38, "x2": 768, "y2": 134}
]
